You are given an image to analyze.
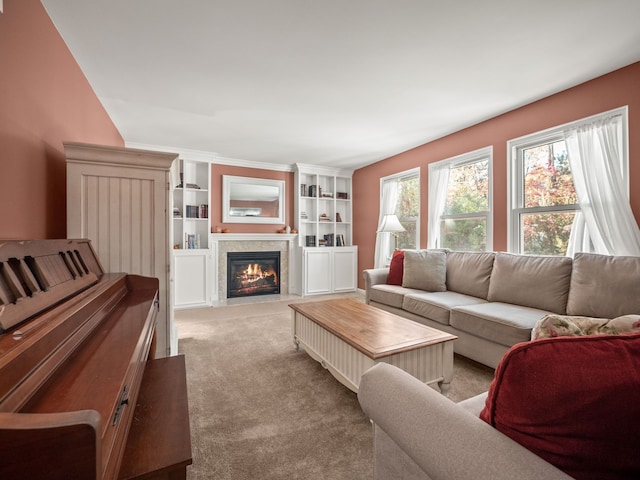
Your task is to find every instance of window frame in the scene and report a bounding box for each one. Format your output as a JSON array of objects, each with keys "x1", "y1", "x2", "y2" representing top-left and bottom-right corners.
[
  {"x1": 380, "y1": 167, "x2": 420, "y2": 250},
  {"x1": 507, "y1": 106, "x2": 629, "y2": 254},
  {"x1": 429, "y1": 146, "x2": 493, "y2": 251}
]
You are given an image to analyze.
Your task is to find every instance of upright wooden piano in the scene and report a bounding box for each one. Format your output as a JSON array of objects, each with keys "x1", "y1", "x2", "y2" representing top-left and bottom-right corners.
[{"x1": 0, "y1": 239, "x2": 192, "y2": 479}]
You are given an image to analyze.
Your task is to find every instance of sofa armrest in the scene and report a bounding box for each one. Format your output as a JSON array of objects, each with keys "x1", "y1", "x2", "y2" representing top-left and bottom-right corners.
[
  {"x1": 358, "y1": 364, "x2": 572, "y2": 480},
  {"x1": 362, "y1": 268, "x2": 389, "y2": 304}
]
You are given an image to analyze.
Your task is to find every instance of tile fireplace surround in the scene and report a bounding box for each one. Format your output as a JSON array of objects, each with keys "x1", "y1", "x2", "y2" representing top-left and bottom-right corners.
[{"x1": 210, "y1": 233, "x2": 298, "y2": 303}]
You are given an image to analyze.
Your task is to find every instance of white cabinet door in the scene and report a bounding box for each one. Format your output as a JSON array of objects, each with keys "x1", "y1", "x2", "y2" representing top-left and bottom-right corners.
[
  {"x1": 173, "y1": 250, "x2": 210, "y2": 309},
  {"x1": 332, "y1": 247, "x2": 357, "y2": 292},
  {"x1": 304, "y1": 248, "x2": 332, "y2": 295},
  {"x1": 302, "y1": 246, "x2": 358, "y2": 295}
]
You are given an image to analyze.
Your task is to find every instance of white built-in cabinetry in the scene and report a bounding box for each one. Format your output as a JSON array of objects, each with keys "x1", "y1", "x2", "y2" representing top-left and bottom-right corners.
[
  {"x1": 171, "y1": 158, "x2": 212, "y2": 309},
  {"x1": 302, "y1": 246, "x2": 358, "y2": 295},
  {"x1": 171, "y1": 159, "x2": 211, "y2": 250},
  {"x1": 294, "y1": 164, "x2": 358, "y2": 295}
]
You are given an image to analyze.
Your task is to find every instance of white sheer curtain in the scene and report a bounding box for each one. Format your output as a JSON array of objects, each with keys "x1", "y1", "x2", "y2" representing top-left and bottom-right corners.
[
  {"x1": 427, "y1": 163, "x2": 451, "y2": 248},
  {"x1": 374, "y1": 180, "x2": 400, "y2": 268},
  {"x1": 565, "y1": 114, "x2": 640, "y2": 256}
]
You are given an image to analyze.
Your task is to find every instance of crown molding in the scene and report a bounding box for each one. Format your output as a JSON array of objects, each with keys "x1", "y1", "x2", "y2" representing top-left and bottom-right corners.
[
  {"x1": 125, "y1": 142, "x2": 294, "y2": 172},
  {"x1": 294, "y1": 163, "x2": 354, "y2": 177}
]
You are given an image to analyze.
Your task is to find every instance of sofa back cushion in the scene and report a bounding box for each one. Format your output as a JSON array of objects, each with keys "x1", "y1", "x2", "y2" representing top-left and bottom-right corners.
[
  {"x1": 446, "y1": 251, "x2": 495, "y2": 299},
  {"x1": 480, "y1": 332, "x2": 640, "y2": 480},
  {"x1": 402, "y1": 250, "x2": 447, "y2": 292},
  {"x1": 566, "y1": 252, "x2": 640, "y2": 318},
  {"x1": 487, "y1": 253, "x2": 572, "y2": 313}
]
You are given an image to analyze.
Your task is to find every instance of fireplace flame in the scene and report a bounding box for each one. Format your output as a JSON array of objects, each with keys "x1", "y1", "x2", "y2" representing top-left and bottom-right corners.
[{"x1": 240, "y1": 263, "x2": 278, "y2": 286}]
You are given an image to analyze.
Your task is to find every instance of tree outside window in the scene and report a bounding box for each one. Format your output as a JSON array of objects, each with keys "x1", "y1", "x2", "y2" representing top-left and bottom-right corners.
[
  {"x1": 440, "y1": 158, "x2": 491, "y2": 251},
  {"x1": 520, "y1": 140, "x2": 578, "y2": 255},
  {"x1": 394, "y1": 175, "x2": 419, "y2": 250}
]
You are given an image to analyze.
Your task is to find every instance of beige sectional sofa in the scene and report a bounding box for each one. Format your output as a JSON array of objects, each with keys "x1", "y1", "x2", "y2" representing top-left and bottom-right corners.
[
  {"x1": 358, "y1": 330, "x2": 640, "y2": 480},
  {"x1": 363, "y1": 250, "x2": 640, "y2": 368},
  {"x1": 358, "y1": 363, "x2": 574, "y2": 480}
]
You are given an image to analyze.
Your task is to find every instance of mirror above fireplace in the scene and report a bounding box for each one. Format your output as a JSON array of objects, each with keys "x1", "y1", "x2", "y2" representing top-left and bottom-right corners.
[{"x1": 222, "y1": 175, "x2": 285, "y2": 224}]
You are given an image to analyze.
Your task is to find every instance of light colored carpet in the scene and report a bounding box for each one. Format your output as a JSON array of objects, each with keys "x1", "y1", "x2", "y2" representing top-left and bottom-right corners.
[{"x1": 176, "y1": 293, "x2": 495, "y2": 480}]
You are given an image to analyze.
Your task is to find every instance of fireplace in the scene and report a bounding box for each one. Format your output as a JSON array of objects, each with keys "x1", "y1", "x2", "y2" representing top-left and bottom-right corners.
[{"x1": 227, "y1": 251, "x2": 280, "y2": 298}]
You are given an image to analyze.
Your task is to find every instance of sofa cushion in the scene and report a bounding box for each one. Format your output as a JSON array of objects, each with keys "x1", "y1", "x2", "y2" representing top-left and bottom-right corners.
[
  {"x1": 450, "y1": 302, "x2": 549, "y2": 347},
  {"x1": 446, "y1": 251, "x2": 495, "y2": 299},
  {"x1": 403, "y1": 292, "x2": 488, "y2": 326},
  {"x1": 480, "y1": 332, "x2": 640, "y2": 480},
  {"x1": 386, "y1": 249, "x2": 405, "y2": 285},
  {"x1": 369, "y1": 284, "x2": 424, "y2": 309},
  {"x1": 532, "y1": 313, "x2": 640, "y2": 339},
  {"x1": 402, "y1": 250, "x2": 447, "y2": 292},
  {"x1": 566, "y1": 252, "x2": 640, "y2": 318},
  {"x1": 487, "y1": 253, "x2": 572, "y2": 314}
]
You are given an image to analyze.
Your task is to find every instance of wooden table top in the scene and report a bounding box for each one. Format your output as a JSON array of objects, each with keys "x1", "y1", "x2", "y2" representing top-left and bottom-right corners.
[{"x1": 289, "y1": 298, "x2": 457, "y2": 359}]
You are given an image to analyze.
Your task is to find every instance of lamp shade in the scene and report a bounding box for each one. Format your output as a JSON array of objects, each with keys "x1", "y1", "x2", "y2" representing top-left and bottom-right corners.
[{"x1": 378, "y1": 214, "x2": 406, "y2": 233}]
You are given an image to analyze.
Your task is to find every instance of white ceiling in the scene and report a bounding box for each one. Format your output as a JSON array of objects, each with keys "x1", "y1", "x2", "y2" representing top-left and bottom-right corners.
[{"x1": 41, "y1": 0, "x2": 640, "y2": 171}]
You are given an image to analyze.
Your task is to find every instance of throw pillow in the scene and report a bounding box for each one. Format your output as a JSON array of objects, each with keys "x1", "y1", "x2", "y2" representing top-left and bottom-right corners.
[
  {"x1": 532, "y1": 313, "x2": 640, "y2": 340},
  {"x1": 386, "y1": 249, "x2": 405, "y2": 285},
  {"x1": 401, "y1": 250, "x2": 446, "y2": 292},
  {"x1": 480, "y1": 332, "x2": 640, "y2": 480}
]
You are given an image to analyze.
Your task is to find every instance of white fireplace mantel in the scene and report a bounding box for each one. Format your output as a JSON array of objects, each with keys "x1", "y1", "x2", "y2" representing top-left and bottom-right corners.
[
  {"x1": 211, "y1": 233, "x2": 298, "y2": 242},
  {"x1": 210, "y1": 233, "x2": 299, "y2": 302}
]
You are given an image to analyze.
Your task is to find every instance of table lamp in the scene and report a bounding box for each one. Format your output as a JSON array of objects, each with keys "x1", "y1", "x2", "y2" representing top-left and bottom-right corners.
[{"x1": 378, "y1": 214, "x2": 406, "y2": 250}]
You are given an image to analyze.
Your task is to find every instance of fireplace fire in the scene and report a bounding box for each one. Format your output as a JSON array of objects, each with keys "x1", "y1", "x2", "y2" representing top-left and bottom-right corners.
[{"x1": 227, "y1": 251, "x2": 280, "y2": 298}]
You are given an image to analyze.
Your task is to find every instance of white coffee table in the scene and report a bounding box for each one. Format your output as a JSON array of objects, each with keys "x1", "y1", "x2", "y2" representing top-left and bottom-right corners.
[{"x1": 289, "y1": 298, "x2": 457, "y2": 394}]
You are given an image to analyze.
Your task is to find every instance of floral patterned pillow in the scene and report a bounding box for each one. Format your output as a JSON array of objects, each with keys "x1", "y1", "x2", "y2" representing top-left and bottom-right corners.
[{"x1": 532, "y1": 313, "x2": 640, "y2": 340}]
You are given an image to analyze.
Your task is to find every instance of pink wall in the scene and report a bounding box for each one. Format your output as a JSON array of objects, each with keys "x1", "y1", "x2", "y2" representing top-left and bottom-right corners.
[
  {"x1": 210, "y1": 164, "x2": 295, "y2": 234},
  {"x1": 353, "y1": 61, "x2": 640, "y2": 288},
  {"x1": 0, "y1": 0, "x2": 123, "y2": 240}
]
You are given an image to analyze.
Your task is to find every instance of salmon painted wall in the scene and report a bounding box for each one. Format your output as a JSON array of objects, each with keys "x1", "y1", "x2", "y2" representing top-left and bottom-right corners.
[
  {"x1": 353, "y1": 61, "x2": 640, "y2": 288},
  {"x1": 0, "y1": 0, "x2": 123, "y2": 240},
  {"x1": 210, "y1": 164, "x2": 295, "y2": 234}
]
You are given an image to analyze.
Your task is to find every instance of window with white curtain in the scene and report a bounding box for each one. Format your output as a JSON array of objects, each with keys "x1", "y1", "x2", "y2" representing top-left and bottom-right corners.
[
  {"x1": 508, "y1": 106, "x2": 640, "y2": 256},
  {"x1": 509, "y1": 134, "x2": 578, "y2": 255},
  {"x1": 428, "y1": 147, "x2": 492, "y2": 251},
  {"x1": 374, "y1": 169, "x2": 419, "y2": 267}
]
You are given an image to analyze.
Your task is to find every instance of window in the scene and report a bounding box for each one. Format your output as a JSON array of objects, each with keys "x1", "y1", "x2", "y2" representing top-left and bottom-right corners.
[
  {"x1": 394, "y1": 174, "x2": 420, "y2": 250},
  {"x1": 508, "y1": 107, "x2": 630, "y2": 256},
  {"x1": 375, "y1": 169, "x2": 419, "y2": 267},
  {"x1": 510, "y1": 136, "x2": 578, "y2": 255},
  {"x1": 428, "y1": 147, "x2": 492, "y2": 251}
]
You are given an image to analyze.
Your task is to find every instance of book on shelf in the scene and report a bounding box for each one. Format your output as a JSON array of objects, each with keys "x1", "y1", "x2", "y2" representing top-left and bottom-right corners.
[
  {"x1": 184, "y1": 233, "x2": 201, "y2": 249},
  {"x1": 300, "y1": 184, "x2": 307, "y2": 196},
  {"x1": 336, "y1": 234, "x2": 345, "y2": 246},
  {"x1": 308, "y1": 185, "x2": 321, "y2": 198},
  {"x1": 323, "y1": 233, "x2": 334, "y2": 246},
  {"x1": 336, "y1": 192, "x2": 349, "y2": 199},
  {"x1": 185, "y1": 205, "x2": 197, "y2": 218},
  {"x1": 199, "y1": 203, "x2": 208, "y2": 219},
  {"x1": 185, "y1": 204, "x2": 208, "y2": 218}
]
